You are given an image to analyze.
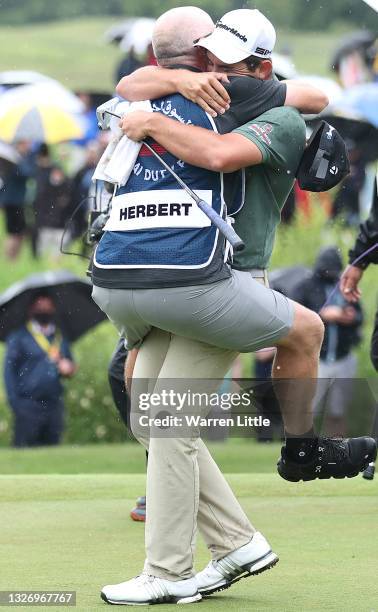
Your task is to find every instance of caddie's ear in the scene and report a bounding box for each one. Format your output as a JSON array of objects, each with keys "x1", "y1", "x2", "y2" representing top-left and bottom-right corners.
[
  {"x1": 257, "y1": 59, "x2": 273, "y2": 80},
  {"x1": 195, "y1": 46, "x2": 209, "y2": 71}
]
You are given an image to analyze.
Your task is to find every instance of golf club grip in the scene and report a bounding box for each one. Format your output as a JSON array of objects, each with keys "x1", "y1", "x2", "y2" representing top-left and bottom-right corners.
[{"x1": 197, "y1": 200, "x2": 245, "y2": 252}]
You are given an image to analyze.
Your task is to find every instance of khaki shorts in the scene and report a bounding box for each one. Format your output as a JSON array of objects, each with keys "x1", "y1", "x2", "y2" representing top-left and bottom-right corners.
[{"x1": 92, "y1": 269, "x2": 294, "y2": 353}]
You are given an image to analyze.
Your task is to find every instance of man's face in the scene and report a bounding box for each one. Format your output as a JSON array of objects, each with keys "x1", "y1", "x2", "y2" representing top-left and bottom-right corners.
[
  {"x1": 205, "y1": 50, "x2": 272, "y2": 80},
  {"x1": 29, "y1": 297, "x2": 56, "y2": 324}
]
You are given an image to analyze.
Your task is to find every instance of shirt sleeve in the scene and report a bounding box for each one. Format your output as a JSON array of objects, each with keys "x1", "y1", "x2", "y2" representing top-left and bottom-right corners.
[
  {"x1": 216, "y1": 77, "x2": 287, "y2": 134},
  {"x1": 61, "y1": 338, "x2": 74, "y2": 361},
  {"x1": 233, "y1": 107, "x2": 306, "y2": 175},
  {"x1": 348, "y1": 178, "x2": 378, "y2": 268},
  {"x1": 4, "y1": 334, "x2": 22, "y2": 407}
]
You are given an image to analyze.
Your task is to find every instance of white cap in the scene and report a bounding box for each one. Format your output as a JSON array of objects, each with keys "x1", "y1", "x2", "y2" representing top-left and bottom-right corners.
[{"x1": 195, "y1": 9, "x2": 276, "y2": 64}]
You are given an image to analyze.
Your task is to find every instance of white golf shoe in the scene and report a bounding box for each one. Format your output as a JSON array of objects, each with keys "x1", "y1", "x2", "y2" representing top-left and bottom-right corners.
[
  {"x1": 195, "y1": 532, "x2": 278, "y2": 596},
  {"x1": 101, "y1": 573, "x2": 202, "y2": 605}
]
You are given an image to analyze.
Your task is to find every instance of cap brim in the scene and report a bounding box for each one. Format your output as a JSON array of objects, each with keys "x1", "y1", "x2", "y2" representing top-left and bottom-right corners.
[{"x1": 195, "y1": 29, "x2": 251, "y2": 65}]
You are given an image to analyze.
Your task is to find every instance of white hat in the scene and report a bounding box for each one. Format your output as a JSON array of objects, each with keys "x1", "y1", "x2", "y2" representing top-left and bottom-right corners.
[{"x1": 195, "y1": 9, "x2": 276, "y2": 64}]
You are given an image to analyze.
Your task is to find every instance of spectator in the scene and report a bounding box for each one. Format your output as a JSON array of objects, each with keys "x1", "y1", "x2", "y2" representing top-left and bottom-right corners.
[
  {"x1": 292, "y1": 247, "x2": 363, "y2": 436},
  {"x1": 75, "y1": 93, "x2": 100, "y2": 146},
  {"x1": 341, "y1": 175, "x2": 378, "y2": 371},
  {"x1": 115, "y1": 49, "x2": 144, "y2": 85},
  {"x1": 253, "y1": 348, "x2": 283, "y2": 442},
  {"x1": 0, "y1": 140, "x2": 35, "y2": 259},
  {"x1": 4, "y1": 294, "x2": 76, "y2": 447},
  {"x1": 68, "y1": 141, "x2": 102, "y2": 241},
  {"x1": 331, "y1": 148, "x2": 366, "y2": 226},
  {"x1": 32, "y1": 147, "x2": 71, "y2": 259}
]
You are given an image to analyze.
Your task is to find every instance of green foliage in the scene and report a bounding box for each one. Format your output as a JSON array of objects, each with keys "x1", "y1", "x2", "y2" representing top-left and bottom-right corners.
[{"x1": 0, "y1": 0, "x2": 377, "y2": 30}]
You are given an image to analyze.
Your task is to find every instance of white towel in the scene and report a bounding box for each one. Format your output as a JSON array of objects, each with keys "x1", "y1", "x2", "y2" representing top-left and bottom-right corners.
[{"x1": 92, "y1": 99, "x2": 152, "y2": 186}]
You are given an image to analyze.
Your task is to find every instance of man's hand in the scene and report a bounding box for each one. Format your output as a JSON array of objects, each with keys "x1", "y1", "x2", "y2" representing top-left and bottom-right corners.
[
  {"x1": 58, "y1": 358, "x2": 77, "y2": 377},
  {"x1": 120, "y1": 111, "x2": 153, "y2": 141},
  {"x1": 340, "y1": 265, "x2": 363, "y2": 302},
  {"x1": 338, "y1": 306, "x2": 357, "y2": 325},
  {"x1": 319, "y1": 305, "x2": 344, "y2": 323},
  {"x1": 319, "y1": 305, "x2": 357, "y2": 325},
  {"x1": 176, "y1": 72, "x2": 230, "y2": 117}
]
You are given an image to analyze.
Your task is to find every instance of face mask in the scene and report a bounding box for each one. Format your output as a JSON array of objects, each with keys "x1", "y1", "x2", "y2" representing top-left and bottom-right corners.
[{"x1": 33, "y1": 313, "x2": 55, "y2": 326}]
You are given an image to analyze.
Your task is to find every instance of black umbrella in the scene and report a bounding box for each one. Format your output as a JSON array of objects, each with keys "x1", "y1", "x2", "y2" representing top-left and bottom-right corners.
[
  {"x1": 269, "y1": 266, "x2": 312, "y2": 298},
  {"x1": 313, "y1": 112, "x2": 378, "y2": 163},
  {"x1": 331, "y1": 31, "x2": 376, "y2": 71},
  {"x1": 0, "y1": 270, "x2": 107, "y2": 342}
]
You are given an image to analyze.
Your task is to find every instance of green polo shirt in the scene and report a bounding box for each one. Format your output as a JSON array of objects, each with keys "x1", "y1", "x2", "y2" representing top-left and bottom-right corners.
[{"x1": 232, "y1": 106, "x2": 306, "y2": 270}]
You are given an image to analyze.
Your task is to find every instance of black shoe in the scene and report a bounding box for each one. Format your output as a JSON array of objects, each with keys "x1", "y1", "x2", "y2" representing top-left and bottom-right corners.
[
  {"x1": 362, "y1": 462, "x2": 375, "y2": 481},
  {"x1": 277, "y1": 437, "x2": 377, "y2": 482}
]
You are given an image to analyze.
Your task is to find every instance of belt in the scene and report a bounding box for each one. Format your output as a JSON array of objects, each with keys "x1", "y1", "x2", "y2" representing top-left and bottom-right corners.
[
  {"x1": 243, "y1": 268, "x2": 269, "y2": 287},
  {"x1": 244, "y1": 268, "x2": 267, "y2": 278}
]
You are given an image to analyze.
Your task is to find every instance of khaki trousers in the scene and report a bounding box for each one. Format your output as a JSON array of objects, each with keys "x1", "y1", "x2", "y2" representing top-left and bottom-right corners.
[{"x1": 131, "y1": 330, "x2": 255, "y2": 581}]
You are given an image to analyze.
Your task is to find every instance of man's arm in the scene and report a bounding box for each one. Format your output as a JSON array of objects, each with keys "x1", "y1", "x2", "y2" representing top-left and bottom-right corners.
[
  {"x1": 117, "y1": 67, "x2": 328, "y2": 115},
  {"x1": 340, "y1": 178, "x2": 378, "y2": 302},
  {"x1": 116, "y1": 66, "x2": 231, "y2": 117},
  {"x1": 120, "y1": 110, "x2": 262, "y2": 173},
  {"x1": 283, "y1": 81, "x2": 328, "y2": 114}
]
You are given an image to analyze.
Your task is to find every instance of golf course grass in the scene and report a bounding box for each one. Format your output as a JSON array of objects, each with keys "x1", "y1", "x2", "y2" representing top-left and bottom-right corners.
[{"x1": 1, "y1": 441, "x2": 377, "y2": 611}]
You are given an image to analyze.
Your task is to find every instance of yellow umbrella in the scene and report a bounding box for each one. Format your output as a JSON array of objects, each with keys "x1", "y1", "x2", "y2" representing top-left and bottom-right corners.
[{"x1": 0, "y1": 102, "x2": 84, "y2": 144}]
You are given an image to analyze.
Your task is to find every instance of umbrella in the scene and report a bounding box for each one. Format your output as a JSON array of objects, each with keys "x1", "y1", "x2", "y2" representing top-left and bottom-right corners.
[
  {"x1": 0, "y1": 70, "x2": 54, "y2": 89},
  {"x1": 0, "y1": 82, "x2": 85, "y2": 144},
  {"x1": 331, "y1": 31, "x2": 376, "y2": 71},
  {"x1": 0, "y1": 141, "x2": 21, "y2": 165},
  {"x1": 362, "y1": 0, "x2": 378, "y2": 11},
  {"x1": 0, "y1": 82, "x2": 84, "y2": 115},
  {"x1": 0, "y1": 103, "x2": 84, "y2": 144},
  {"x1": 119, "y1": 18, "x2": 156, "y2": 55},
  {"x1": 296, "y1": 75, "x2": 343, "y2": 106},
  {"x1": 318, "y1": 82, "x2": 378, "y2": 162},
  {"x1": 104, "y1": 19, "x2": 139, "y2": 44},
  {"x1": 272, "y1": 53, "x2": 297, "y2": 80},
  {"x1": 269, "y1": 266, "x2": 311, "y2": 298},
  {"x1": 331, "y1": 82, "x2": 378, "y2": 128},
  {"x1": 318, "y1": 112, "x2": 378, "y2": 162},
  {"x1": 0, "y1": 271, "x2": 107, "y2": 342}
]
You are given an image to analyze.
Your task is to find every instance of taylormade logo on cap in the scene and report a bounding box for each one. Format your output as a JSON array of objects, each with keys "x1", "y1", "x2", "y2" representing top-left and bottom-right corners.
[{"x1": 195, "y1": 9, "x2": 276, "y2": 65}]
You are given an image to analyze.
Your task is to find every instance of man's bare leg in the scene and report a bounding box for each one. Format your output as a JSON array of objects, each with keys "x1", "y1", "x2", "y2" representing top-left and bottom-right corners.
[
  {"x1": 272, "y1": 301, "x2": 324, "y2": 436},
  {"x1": 5, "y1": 234, "x2": 23, "y2": 259}
]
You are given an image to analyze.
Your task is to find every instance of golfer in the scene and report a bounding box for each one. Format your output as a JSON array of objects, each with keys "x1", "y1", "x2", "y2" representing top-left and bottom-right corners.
[{"x1": 93, "y1": 7, "x2": 377, "y2": 606}]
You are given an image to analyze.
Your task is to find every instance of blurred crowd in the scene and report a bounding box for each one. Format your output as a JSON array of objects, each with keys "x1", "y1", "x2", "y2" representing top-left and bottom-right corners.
[{"x1": 0, "y1": 133, "x2": 111, "y2": 261}]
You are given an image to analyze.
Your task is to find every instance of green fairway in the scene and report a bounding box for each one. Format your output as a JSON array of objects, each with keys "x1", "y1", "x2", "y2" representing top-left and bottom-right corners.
[
  {"x1": 0, "y1": 440, "x2": 281, "y2": 475},
  {"x1": 1, "y1": 443, "x2": 377, "y2": 611}
]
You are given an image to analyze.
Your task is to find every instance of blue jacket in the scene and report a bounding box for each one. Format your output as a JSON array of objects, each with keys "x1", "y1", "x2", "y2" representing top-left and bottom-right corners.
[
  {"x1": 4, "y1": 326, "x2": 73, "y2": 410},
  {"x1": 0, "y1": 154, "x2": 35, "y2": 207}
]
